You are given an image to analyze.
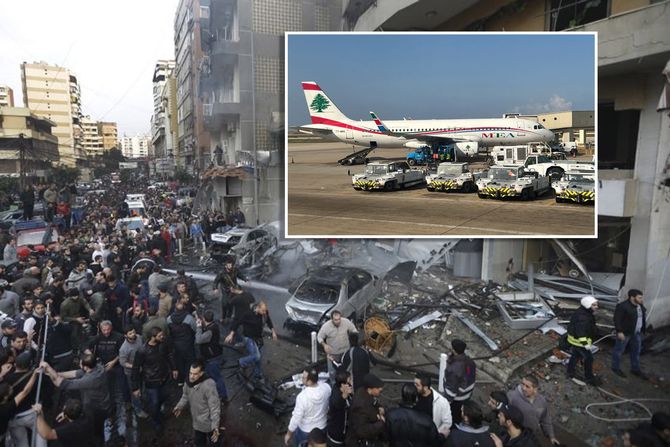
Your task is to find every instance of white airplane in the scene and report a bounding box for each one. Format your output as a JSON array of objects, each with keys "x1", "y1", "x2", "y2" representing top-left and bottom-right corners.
[{"x1": 299, "y1": 81, "x2": 555, "y2": 163}]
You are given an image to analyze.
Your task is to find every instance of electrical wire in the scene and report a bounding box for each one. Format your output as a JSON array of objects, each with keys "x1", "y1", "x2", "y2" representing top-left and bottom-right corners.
[{"x1": 585, "y1": 386, "x2": 670, "y2": 423}]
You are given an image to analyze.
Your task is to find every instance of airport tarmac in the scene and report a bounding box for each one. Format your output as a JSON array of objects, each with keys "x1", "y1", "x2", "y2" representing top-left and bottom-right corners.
[{"x1": 287, "y1": 141, "x2": 596, "y2": 237}]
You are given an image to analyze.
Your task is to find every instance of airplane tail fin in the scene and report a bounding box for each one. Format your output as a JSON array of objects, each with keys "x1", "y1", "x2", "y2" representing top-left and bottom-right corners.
[
  {"x1": 370, "y1": 111, "x2": 390, "y2": 133},
  {"x1": 302, "y1": 82, "x2": 350, "y2": 124}
]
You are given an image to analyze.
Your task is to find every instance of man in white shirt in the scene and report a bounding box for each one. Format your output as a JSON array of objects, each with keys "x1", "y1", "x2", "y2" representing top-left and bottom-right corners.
[
  {"x1": 284, "y1": 367, "x2": 331, "y2": 446},
  {"x1": 317, "y1": 311, "x2": 357, "y2": 381}
]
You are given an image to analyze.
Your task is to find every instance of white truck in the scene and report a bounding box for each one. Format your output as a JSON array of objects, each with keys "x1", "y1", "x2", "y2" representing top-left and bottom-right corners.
[
  {"x1": 552, "y1": 171, "x2": 595, "y2": 204},
  {"x1": 521, "y1": 155, "x2": 594, "y2": 180},
  {"x1": 490, "y1": 143, "x2": 550, "y2": 164},
  {"x1": 476, "y1": 165, "x2": 551, "y2": 200},
  {"x1": 352, "y1": 161, "x2": 425, "y2": 191},
  {"x1": 425, "y1": 162, "x2": 479, "y2": 193}
]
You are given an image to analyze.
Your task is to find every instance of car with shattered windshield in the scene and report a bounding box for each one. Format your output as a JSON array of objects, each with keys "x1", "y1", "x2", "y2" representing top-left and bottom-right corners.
[{"x1": 284, "y1": 261, "x2": 415, "y2": 332}]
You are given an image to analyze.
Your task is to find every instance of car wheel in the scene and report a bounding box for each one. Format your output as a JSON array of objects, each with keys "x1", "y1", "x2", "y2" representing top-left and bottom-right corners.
[{"x1": 407, "y1": 159, "x2": 416, "y2": 166}]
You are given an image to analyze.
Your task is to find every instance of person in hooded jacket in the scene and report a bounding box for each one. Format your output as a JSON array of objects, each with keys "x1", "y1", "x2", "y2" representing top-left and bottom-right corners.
[
  {"x1": 173, "y1": 359, "x2": 221, "y2": 447},
  {"x1": 167, "y1": 301, "x2": 197, "y2": 385}
]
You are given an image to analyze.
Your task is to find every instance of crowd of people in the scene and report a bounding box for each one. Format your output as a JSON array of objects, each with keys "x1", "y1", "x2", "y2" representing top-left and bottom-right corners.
[
  {"x1": 0, "y1": 175, "x2": 668, "y2": 447},
  {"x1": 0, "y1": 177, "x2": 271, "y2": 447}
]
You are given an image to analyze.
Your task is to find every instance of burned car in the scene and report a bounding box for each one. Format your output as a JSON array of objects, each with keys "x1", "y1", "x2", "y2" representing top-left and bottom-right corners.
[
  {"x1": 284, "y1": 260, "x2": 415, "y2": 332},
  {"x1": 209, "y1": 226, "x2": 277, "y2": 267},
  {"x1": 284, "y1": 266, "x2": 381, "y2": 332}
]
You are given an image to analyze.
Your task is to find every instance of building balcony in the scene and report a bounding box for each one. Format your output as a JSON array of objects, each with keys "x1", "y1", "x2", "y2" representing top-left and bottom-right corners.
[
  {"x1": 203, "y1": 90, "x2": 251, "y2": 129},
  {"x1": 208, "y1": 28, "x2": 248, "y2": 56},
  {"x1": 347, "y1": 0, "x2": 479, "y2": 31},
  {"x1": 573, "y1": 1, "x2": 670, "y2": 76},
  {"x1": 598, "y1": 170, "x2": 637, "y2": 217}
]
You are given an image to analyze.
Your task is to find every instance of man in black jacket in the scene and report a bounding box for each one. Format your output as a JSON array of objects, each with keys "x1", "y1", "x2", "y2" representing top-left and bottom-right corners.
[
  {"x1": 195, "y1": 310, "x2": 228, "y2": 401},
  {"x1": 612, "y1": 288, "x2": 648, "y2": 380},
  {"x1": 341, "y1": 331, "x2": 371, "y2": 391},
  {"x1": 490, "y1": 405, "x2": 540, "y2": 447},
  {"x1": 167, "y1": 301, "x2": 196, "y2": 385},
  {"x1": 446, "y1": 401, "x2": 495, "y2": 447},
  {"x1": 327, "y1": 371, "x2": 352, "y2": 446},
  {"x1": 346, "y1": 374, "x2": 386, "y2": 446},
  {"x1": 444, "y1": 339, "x2": 476, "y2": 425},
  {"x1": 19, "y1": 184, "x2": 35, "y2": 221},
  {"x1": 386, "y1": 383, "x2": 444, "y2": 447},
  {"x1": 566, "y1": 296, "x2": 600, "y2": 385},
  {"x1": 86, "y1": 320, "x2": 126, "y2": 442},
  {"x1": 132, "y1": 327, "x2": 177, "y2": 431}
]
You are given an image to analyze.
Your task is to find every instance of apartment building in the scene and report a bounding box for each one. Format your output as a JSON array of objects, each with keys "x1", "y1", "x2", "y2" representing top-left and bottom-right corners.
[
  {"x1": 193, "y1": 0, "x2": 342, "y2": 224},
  {"x1": 0, "y1": 85, "x2": 14, "y2": 107},
  {"x1": 120, "y1": 134, "x2": 151, "y2": 159},
  {"x1": 98, "y1": 121, "x2": 118, "y2": 151},
  {"x1": 20, "y1": 61, "x2": 87, "y2": 167}
]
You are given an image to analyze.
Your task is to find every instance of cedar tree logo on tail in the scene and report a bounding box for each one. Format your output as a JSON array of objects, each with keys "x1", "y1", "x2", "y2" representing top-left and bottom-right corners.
[{"x1": 310, "y1": 93, "x2": 330, "y2": 112}]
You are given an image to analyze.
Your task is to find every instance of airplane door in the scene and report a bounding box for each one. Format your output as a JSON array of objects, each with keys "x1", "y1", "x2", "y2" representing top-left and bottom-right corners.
[{"x1": 345, "y1": 126, "x2": 354, "y2": 140}]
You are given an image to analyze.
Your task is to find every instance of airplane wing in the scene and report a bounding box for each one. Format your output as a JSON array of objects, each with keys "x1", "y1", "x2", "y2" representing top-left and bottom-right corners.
[{"x1": 369, "y1": 111, "x2": 473, "y2": 145}]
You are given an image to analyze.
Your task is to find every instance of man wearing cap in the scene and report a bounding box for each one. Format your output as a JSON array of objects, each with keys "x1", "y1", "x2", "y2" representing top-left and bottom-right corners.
[
  {"x1": 612, "y1": 288, "x2": 648, "y2": 380},
  {"x1": 566, "y1": 296, "x2": 599, "y2": 385},
  {"x1": 0, "y1": 318, "x2": 18, "y2": 349},
  {"x1": 444, "y1": 339, "x2": 476, "y2": 426},
  {"x1": 490, "y1": 405, "x2": 539, "y2": 447},
  {"x1": 284, "y1": 366, "x2": 331, "y2": 446},
  {"x1": 347, "y1": 373, "x2": 386, "y2": 446}
]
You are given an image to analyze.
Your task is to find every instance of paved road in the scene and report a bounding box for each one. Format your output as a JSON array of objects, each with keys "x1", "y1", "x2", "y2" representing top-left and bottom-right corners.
[{"x1": 287, "y1": 142, "x2": 596, "y2": 237}]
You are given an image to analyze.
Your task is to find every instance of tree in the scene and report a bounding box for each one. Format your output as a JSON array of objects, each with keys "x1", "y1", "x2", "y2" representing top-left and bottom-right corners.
[
  {"x1": 173, "y1": 166, "x2": 193, "y2": 185},
  {"x1": 49, "y1": 165, "x2": 80, "y2": 185},
  {"x1": 310, "y1": 94, "x2": 330, "y2": 113},
  {"x1": 93, "y1": 147, "x2": 126, "y2": 177}
]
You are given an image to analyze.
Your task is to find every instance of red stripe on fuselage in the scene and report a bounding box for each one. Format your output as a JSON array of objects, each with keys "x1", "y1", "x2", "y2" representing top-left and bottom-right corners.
[
  {"x1": 302, "y1": 83, "x2": 322, "y2": 91},
  {"x1": 310, "y1": 116, "x2": 382, "y2": 134}
]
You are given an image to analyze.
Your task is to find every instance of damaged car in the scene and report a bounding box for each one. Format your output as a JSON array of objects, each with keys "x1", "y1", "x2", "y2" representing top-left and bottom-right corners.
[
  {"x1": 209, "y1": 226, "x2": 277, "y2": 265},
  {"x1": 284, "y1": 260, "x2": 416, "y2": 332}
]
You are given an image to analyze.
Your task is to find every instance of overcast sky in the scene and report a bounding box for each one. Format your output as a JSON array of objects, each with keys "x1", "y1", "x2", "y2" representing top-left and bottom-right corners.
[
  {"x1": 288, "y1": 33, "x2": 596, "y2": 125},
  {"x1": 0, "y1": 0, "x2": 179, "y2": 136}
]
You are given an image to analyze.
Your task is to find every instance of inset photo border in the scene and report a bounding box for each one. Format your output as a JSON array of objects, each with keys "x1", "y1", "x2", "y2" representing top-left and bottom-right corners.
[{"x1": 285, "y1": 32, "x2": 598, "y2": 239}]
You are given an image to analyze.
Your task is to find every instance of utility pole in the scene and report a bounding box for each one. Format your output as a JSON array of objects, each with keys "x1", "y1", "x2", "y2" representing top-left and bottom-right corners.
[{"x1": 19, "y1": 133, "x2": 25, "y2": 189}]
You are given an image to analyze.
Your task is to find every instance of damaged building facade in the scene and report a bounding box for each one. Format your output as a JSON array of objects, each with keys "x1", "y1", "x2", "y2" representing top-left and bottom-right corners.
[
  {"x1": 344, "y1": 0, "x2": 670, "y2": 327},
  {"x1": 193, "y1": 0, "x2": 342, "y2": 224}
]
